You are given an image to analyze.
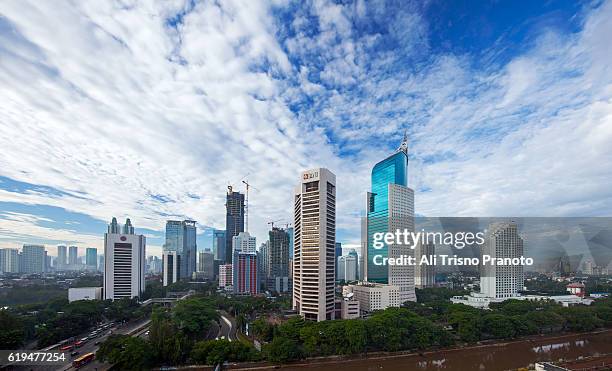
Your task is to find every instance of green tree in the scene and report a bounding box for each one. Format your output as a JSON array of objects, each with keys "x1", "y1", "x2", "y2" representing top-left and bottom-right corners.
[
  {"x1": 0, "y1": 310, "x2": 25, "y2": 349},
  {"x1": 263, "y1": 336, "x2": 303, "y2": 363},
  {"x1": 97, "y1": 335, "x2": 153, "y2": 370}
]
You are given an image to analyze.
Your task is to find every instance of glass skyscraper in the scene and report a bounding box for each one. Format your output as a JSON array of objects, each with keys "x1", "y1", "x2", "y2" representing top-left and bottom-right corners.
[
  {"x1": 365, "y1": 133, "x2": 409, "y2": 284},
  {"x1": 213, "y1": 229, "x2": 226, "y2": 262},
  {"x1": 86, "y1": 247, "x2": 97, "y2": 268},
  {"x1": 164, "y1": 220, "x2": 197, "y2": 279}
]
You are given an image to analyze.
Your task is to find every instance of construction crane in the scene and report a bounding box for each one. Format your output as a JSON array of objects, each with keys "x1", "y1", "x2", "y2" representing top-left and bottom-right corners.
[
  {"x1": 241, "y1": 178, "x2": 258, "y2": 233},
  {"x1": 267, "y1": 219, "x2": 283, "y2": 229}
]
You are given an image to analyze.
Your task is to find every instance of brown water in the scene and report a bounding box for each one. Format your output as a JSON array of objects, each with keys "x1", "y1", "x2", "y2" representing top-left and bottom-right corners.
[{"x1": 279, "y1": 331, "x2": 612, "y2": 371}]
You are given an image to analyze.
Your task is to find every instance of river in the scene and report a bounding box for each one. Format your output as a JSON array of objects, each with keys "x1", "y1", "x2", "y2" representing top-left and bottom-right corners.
[{"x1": 277, "y1": 330, "x2": 612, "y2": 371}]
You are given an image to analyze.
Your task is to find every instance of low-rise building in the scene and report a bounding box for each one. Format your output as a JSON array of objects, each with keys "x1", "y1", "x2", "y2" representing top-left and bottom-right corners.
[
  {"x1": 341, "y1": 299, "x2": 360, "y2": 319},
  {"x1": 349, "y1": 283, "x2": 400, "y2": 313},
  {"x1": 69, "y1": 287, "x2": 102, "y2": 302}
]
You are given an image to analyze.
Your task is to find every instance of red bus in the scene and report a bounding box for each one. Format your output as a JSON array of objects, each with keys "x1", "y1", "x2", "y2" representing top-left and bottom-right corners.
[
  {"x1": 59, "y1": 344, "x2": 74, "y2": 351},
  {"x1": 72, "y1": 352, "x2": 95, "y2": 369}
]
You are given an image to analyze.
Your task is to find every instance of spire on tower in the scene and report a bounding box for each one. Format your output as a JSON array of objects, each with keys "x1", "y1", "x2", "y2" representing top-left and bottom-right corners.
[{"x1": 398, "y1": 129, "x2": 408, "y2": 154}]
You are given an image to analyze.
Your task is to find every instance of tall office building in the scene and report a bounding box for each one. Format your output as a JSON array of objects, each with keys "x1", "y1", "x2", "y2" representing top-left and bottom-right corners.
[
  {"x1": 232, "y1": 232, "x2": 256, "y2": 254},
  {"x1": 22, "y1": 245, "x2": 46, "y2": 273},
  {"x1": 335, "y1": 242, "x2": 342, "y2": 281},
  {"x1": 293, "y1": 168, "x2": 336, "y2": 321},
  {"x1": 212, "y1": 229, "x2": 227, "y2": 262},
  {"x1": 68, "y1": 245, "x2": 78, "y2": 268},
  {"x1": 0, "y1": 248, "x2": 20, "y2": 273},
  {"x1": 57, "y1": 245, "x2": 67, "y2": 270},
  {"x1": 269, "y1": 227, "x2": 290, "y2": 292},
  {"x1": 481, "y1": 222, "x2": 524, "y2": 299},
  {"x1": 104, "y1": 218, "x2": 145, "y2": 300},
  {"x1": 198, "y1": 251, "x2": 214, "y2": 280},
  {"x1": 338, "y1": 254, "x2": 358, "y2": 282},
  {"x1": 164, "y1": 220, "x2": 197, "y2": 280},
  {"x1": 363, "y1": 133, "x2": 416, "y2": 303},
  {"x1": 287, "y1": 227, "x2": 294, "y2": 259},
  {"x1": 225, "y1": 187, "x2": 245, "y2": 264},
  {"x1": 259, "y1": 241, "x2": 270, "y2": 284},
  {"x1": 163, "y1": 250, "x2": 180, "y2": 286},
  {"x1": 86, "y1": 248, "x2": 98, "y2": 270},
  {"x1": 415, "y1": 242, "x2": 435, "y2": 288}
]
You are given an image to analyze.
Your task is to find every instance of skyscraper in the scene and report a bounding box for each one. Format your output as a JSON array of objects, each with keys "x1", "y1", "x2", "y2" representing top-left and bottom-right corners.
[
  {"x1": 481, "y1": 222, "x2": 524, "y2": 299},
  {"x1": 335, "y1": 242, "x2": 342, "y2": 281},
  {"x1": 363, "y1": 133, "x2": 416, "y2": 303},
  {"x1": 198, "y1": 251, "x2": 214, "y2": 280},
  {"x1": 338, "y1": 254, "x2": 358, "y2": 282},
  {"x1": 415, "y1": 242, "x2": 435, "y2": 288},
  {"x1": 163, "y1": 250, "x2": 180, "y2": 286},
  {"x1": 57, "y1": 244, "x2": 67, "y2": 270},
  {"x1": 259, "y1": 241, "x2": 270, "y2": 285},
  {"x1": 212, "y1": 229, "x2": 227, "y2": 262},
  {"x1": 293, "y1": 168, "x2": 336, "y2": 321},
  {"x1": 269, "y1": 227, "x2": 290, "y2": 292},
  {"x1": 104, "y1": 218, "x2": 145, "y2": 300},
  {"x1": 164, "y1": 220, "x2": 197, "y2": 280},
  {"x1": 22, "y1": 245, "x2": 45, "y2": 273},
  {"x1": 232, "y1": 231, "x2": 258, "y2": 295},
  {"x1": 86, "y1": 247, "x2": 97, "y2": 270},
  {"x1": 0, "y1": 248, "x2": 20, "y2": 273},
  {"x1": 225, "y1": 187, "x2": 245, "y2": 264},
  {"x1": 68, "y1": 245, "x2": 78, "y2": 268}
]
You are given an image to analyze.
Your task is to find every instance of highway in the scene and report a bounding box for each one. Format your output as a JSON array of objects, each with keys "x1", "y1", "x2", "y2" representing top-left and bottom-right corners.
[{"x1": 218, "y1": 311, "x2": 237, "y2": 342}]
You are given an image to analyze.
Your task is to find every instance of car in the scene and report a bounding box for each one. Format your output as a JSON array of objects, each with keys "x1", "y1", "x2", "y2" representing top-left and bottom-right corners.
[
  {"x1": 70, "y1": 351, "x2": 79, "y2": 357},
  {"x1": 94, "y1": 341, "x2": 100, "y2": 346}
]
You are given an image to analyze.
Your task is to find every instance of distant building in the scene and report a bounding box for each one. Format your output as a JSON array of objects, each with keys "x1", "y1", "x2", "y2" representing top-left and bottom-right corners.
[
  {"x1": 68, "y1": 245, "x2": 78, "y2": 269},
  {"x1": 348, "y1": 283, "x2": 401, "y2": 313},
  {"x1": 415, "y1": 242, "x2": 435, "y2": 288},
  {"x1": 147, "y1": 255, "x2": 162, "y2": 275},
  {"x1": 98, "y1": 255, "x2": 104, "y2": 272},
  {"x1": 219, "y1": 264, "x2": 233, "y2": 290},
  {"x1": 198, "y1": 251, "x2": 214, "y2": 280},
  {"x1": 293, "y1": 168, "x2": 336, "y2": 321},
  {"x1": 0, "y1": 248, "x2": 20, "y2": 273},
  {"x1": 480, "y1": 222, "x2": 524, "y2": 299},
  {"x1": 269, "y1": 227, "x2": 290, "y2": 293},
  {"x1": 86, "y1": 248, "x2": 97, "y2": 270},
  {"x1": 22, "y1": 245, "x2": 46, "y2": 273},
  {"x1": 164, "y1": 220, "x2": 197, "y2": 280},
  {"x1": 57, "y1": 245, "x2": 67, "y2": 270},
  {"x1": 258, "y1": 241, "x2": 270, "y2": 286},
  {"x1": 163, "y1": 250, "x2": 180, "y2": 286},
  {"x1": 104, "y1": 218, "x2": 145, "y2": 300},
  {"x1": 232, "y1": 232, "x2": 258, "y2": 295},
  {"x1": 567, "y1": 282, "x2": 586, "y2": 297},
  {"x1": 69, "y1": 287, "x2": 102, "y2": 302},
  {"x1": 225, "y1": 187, "x2": 245, "y2": 264},
  {"x1": 213, "y1": 229, "x2": 227, "y2": 262},
  {"x1": 335, "y1": 242, "x2": 342, "y2": 281},
  {"x1": 338, "y1": 254, "x2": 358, "y2": 282}
]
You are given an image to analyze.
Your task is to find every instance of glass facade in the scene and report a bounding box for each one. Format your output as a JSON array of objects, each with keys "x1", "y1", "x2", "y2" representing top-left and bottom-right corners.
[
  {"x1": 213, "y1": 229, "x2": 226, "y2": 262},
  {"x1": 164, "y1": 220, "x2": 197, "y2": 279},
  {"x1": 367, "y1": 150, "x2": 408, "y2": 283}
]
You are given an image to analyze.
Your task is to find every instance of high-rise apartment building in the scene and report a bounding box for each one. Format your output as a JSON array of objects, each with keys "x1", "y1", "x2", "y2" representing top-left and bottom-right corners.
[
  {"x1": 363, "y1": 133, "x2": 416, "y2": 303},
  {"x1": 86, "y1": 247, "x2": 98, "y2": 270},
  {"x1": 232, "y1": 231, "x2": 258, "y2": 295},
  {"x1": 415, "y1": 242, "x2": 435, "y2": 288},
  {"x1": 164, "y1": 220, "x2": 197, "y2": 280},
  {"x1": 219, "y1": 264, "x2": 233, "y2": 290},
  {"x1": 0, "y1": 248, "x2": 20, "y2": 273},
  {"x1": 293, "y1": 168, "x2": 336, "y2": 321},
  {"x1": 225, "y1": 187, "x2": 245, "y2": 264},
  {"x1": 68, "y1": 245, "x2": 78, "y2": 268},
  {"x1": 104, "y1": 218, "x2": 145, "y2": 300},
  {"x1": 213, "y1": 229, "x2": 227, "y2": 262},
  {"x1": 481, "y1": 222, "x2": 524, "y2": 299},
  {"x1": 22, "y1": 245, "x2": 46, "y2": 273},
  {"x1": 57, "y1": 245, "x2": 67, "y2": 270}
]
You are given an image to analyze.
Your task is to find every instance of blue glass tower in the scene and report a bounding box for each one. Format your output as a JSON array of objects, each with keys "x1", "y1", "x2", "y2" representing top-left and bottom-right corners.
[{"x1": 366, "y1": 133, "x2": 409, "y2": 283}]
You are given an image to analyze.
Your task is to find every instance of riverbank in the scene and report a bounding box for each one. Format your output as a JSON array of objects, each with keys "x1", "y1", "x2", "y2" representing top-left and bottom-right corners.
[{"x1": 210, "y1": 328, "x2": 612, "y2": 371}]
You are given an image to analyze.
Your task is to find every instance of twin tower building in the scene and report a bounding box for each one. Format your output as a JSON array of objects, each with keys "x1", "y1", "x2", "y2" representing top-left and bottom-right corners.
[{"x1": 293, "y1": 133, "x2": 417, "y2": 321}]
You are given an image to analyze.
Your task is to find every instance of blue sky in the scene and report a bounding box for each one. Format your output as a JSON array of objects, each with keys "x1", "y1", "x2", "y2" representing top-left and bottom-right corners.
[{"x1": 0, "y1": 0, "x2": 611, "y2": 257}]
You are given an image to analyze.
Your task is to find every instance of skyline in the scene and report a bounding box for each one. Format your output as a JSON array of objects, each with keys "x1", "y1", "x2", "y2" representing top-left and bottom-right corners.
[{"x1": 1, "y1": 0, "x2": 612, "y2": 257}]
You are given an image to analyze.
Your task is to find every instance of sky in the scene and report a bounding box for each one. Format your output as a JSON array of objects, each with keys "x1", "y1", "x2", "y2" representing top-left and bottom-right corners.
[{"x1": 1, "y1": 0, "x2": 611, "y2": 258}]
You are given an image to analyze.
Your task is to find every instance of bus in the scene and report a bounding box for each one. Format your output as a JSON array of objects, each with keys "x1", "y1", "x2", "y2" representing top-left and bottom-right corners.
[{"x1": 72, "y1": 352, "x2": 95, "y2": 369}]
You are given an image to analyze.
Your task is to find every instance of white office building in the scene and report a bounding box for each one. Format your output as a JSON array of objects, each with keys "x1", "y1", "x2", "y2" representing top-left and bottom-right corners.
[
  {"x1": 349, "y1": 283, "x2": 400, "y2": 313},
  {"x1": 293, "y1": 168, "x2": 336, "y2": 321},
  {"x1": 163, "y1": 250, "x2": 180, "y2": 286},
  {"x1": 103, "y1": 218, "x2": 145, "y2": 300},
  {"x1": 415, "y1": 241, "x2": 436, "y2": 288},
  {"x1": 480, "y1": 222, "x2": 524, "y2": 299}
]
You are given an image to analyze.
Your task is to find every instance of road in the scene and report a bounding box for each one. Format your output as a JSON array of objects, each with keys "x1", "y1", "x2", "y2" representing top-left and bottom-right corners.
[{"x1": 218, "y1": 311, "x2": 237, "y2": 342}]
